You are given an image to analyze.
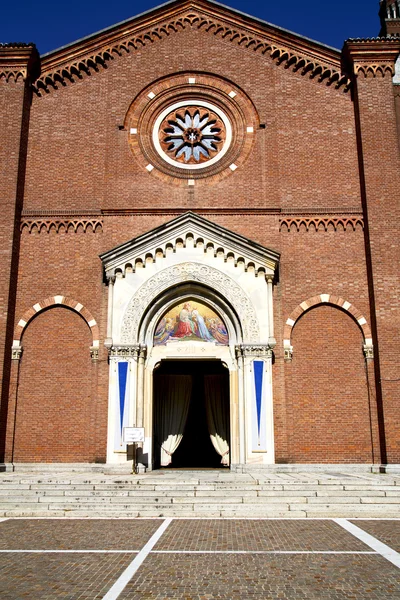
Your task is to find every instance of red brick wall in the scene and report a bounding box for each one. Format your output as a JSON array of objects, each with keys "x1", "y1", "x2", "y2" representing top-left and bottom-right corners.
[
  {"x1": 0, "y1": 78, "x2": 30, "y2": 461},
  {"x1": 283, "y1": 305, "x2": 376, "y2": 463},
  {"x1": 23, "y1": 29, "x2": 360, "y2": 213},
  {"x1": 3, "y1": 22, "x2": 395, "y2": 465},
  {"x1": 11, "y1": 307, "x2": 102, "y2": 463},
  {"x1": 354, "y1": 74, "x2": 400, "y2": 463}
]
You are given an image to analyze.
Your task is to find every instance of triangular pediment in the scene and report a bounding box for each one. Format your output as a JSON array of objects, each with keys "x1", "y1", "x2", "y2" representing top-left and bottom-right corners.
[
  {"x1": 100, "y1": 211, "x2": 280, "y2": 278},
  {"x1": 35, "y1": 0, "x2": 348, "y2": 94}
]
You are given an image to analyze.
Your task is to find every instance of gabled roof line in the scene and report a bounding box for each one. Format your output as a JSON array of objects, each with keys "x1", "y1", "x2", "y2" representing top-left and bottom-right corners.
[
  {"x1": 100, "y1": 211, "x2": 280, "y2": 276},
  {"x1": 34, "y1": 0, "x2": 349, "y2": 95},
  {"x1": 42, "y1": 0, "x2": 340, "y2": 60}
]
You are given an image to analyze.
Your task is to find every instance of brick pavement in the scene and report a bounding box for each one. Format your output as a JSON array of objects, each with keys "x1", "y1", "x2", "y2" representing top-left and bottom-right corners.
[
  {"x1": 0, "y1": 519, "x2": 160, "y2": 551},
  {"x1": 0, "y1": 518, "x2": 398, "y2": 599},
  {"x1": 155, "y1": 519, "x2": 369, "y2": 552},
  {"x1": 351, "y1": 520, "x2": 400, "y2": 553},
  {"x1": 0, "y1": 553, "x2": 134, "y2": 600},
  {"x1": 120, "y1": 554, "x2": 399, "y2": 600}
]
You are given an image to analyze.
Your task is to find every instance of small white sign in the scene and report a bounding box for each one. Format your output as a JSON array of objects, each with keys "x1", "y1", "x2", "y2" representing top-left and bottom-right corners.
[{"x1": 123, "y1": 427, "x2": 145, "y2": 443}]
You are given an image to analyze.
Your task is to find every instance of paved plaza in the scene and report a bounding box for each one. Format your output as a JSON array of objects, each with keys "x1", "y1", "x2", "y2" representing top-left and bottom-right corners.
[{"x1": 0, "y1": 517, "x2": 399, "y2": 599}]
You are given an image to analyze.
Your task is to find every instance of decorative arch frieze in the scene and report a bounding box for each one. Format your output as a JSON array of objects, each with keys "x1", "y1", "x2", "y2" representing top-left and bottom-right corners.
[
  {"x1": 279, "y1": 216, "x2": 364, "y2": 233},
  {"x1": 12, "y1": 295, "x2": 100, "y2": 361},
  {"x1": 355, "y1": 63, "x2": 396, "y2": 78},
  {"x1": 34, "y1": 6, "x2": 350, "y2": 95},
  {"x1": 0, "y1": 69, "x2": 26, "y2": 83},
  {"x1": 0, "y1": 43, "x2": 40, "y2": 84},
  {"x1": 283, "y1": 294, "x2": 373, "y2": 362},
  {"x1": 120, "y1": 262, "x2": 260, "y2": 344},
  {"x1": 343, "y1": 38, "x2": 400, "y2": 81},
  {"x1": 20, "y1": 218, "x2": 103, "y2": 234}
]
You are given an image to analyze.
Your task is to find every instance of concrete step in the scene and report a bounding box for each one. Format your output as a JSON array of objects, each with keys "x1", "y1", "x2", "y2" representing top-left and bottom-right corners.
[{"x1": 0, "y1": 471, "x2": 398, "y2": 518}]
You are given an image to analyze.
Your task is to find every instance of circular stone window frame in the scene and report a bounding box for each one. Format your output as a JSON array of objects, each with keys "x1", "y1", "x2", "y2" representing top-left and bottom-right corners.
[
  {"x1": 125, "y1": 73, "x2": 260, "y2": 186},
  {"x1": 153, "y1": 100, "x2": 232, "y2": 170}
]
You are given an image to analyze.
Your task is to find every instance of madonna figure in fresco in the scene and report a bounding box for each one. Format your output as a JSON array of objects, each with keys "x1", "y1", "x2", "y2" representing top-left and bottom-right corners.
[{"x1": 192, "y1": 305, "x2": 215, "y2": 342}]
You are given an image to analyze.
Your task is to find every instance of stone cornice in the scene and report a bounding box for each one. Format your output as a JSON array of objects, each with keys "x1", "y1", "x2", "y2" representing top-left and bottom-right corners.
[
  {"x1": 343, "y1": 38, "x2": 400, "y2": 78},
  {"x1": 34, "y1": 0, "x2": 349, "y2": 94},
  {"x1": 100, "y1": 211, "x2": 280, "y2": 277},
  {"x1": 0, "y1": 44, "x2": 40, "y2": 83}
]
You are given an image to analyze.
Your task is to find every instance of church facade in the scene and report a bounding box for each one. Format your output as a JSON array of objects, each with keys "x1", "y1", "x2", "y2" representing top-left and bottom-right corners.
[{"x1": 0, "y1": 0, "x2": 399, "y2": 471}]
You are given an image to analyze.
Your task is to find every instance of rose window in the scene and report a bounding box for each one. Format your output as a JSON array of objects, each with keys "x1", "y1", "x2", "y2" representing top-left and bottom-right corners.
[
  {"x1": 160, "y1": 107, "x2": 225, "y2": 165},
  {"x1": 153, "y1": 100, "x2": 232, "y2": 170}
]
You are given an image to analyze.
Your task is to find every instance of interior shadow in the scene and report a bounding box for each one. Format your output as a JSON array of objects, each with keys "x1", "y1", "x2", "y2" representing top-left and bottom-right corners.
[{"x1": 153, "y1": 360, "x2": 229, "y2": 469}]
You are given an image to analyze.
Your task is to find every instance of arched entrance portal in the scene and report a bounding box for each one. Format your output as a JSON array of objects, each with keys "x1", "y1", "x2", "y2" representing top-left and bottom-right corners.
[
  {"x1": 102, "y1": 213, "x2": 279, "y2": 469},
  {"x1": 153, "y1": 360, "x2": 230, "y2": 469}
]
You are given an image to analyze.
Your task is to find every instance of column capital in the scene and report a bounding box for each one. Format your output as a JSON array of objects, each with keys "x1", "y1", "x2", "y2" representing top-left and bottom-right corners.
[
  {"x1": 235, "y1": 344, "x2": 273, "y2": 358},
  {"x1": 90, "y1": 346, "x2": 99, "y2": 362},
  {"x1": 11, "y1": 344, "x2": 23, "y2": 361},
  {"x1": 363, "y1": 342, "x2": 374, "y2": 360},
  {"x1": 109, "y1": 345, "x2": 141, "y2": 358}
]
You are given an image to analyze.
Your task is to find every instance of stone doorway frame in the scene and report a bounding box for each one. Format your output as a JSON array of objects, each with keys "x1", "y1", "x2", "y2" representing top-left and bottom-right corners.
[
  {"x1": 149, "y1": 357, "x2": 235, "y2": 471},
  {"x1": 139, "y1": 289, "x2": 241, "y2": 471}
]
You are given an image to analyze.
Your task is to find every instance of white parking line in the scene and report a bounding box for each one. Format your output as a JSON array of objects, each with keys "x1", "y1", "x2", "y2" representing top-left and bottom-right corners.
[
  {"x1": 334, "y1": 518, "x2": 400, "y2": 569},
  {"x1": 0, "y1": 519, "x2": 9, "y2": 523},
  {"x1": 152, "y1": 550, "x2": 376, "y2": 555},
  {"x1": 102, "y1": 517, "x2": 173, "y2": 600},
  {"x1": 0, "y1": 550, "x2": 139, "y2": 554},
  {"x1": 0, "y1": 549, "x2": 376, "y2": 555}
]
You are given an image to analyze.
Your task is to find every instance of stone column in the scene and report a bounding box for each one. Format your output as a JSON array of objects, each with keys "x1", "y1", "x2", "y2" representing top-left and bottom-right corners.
[
  {"x1": 266, "y1": 275, "x2": 276, "y2": 348},
  {"x1": 135, "y1": 345, "x2": 147, "y2": 472},
  {"x1": 235, "y1": 346, "x2": 246, "y2": 465},
  {"x1": 104, "y1": 275, "x2": 115, "y2": 349},
  {"x1": 136, "y1": 345, "x2": 147, "y2": 428}
]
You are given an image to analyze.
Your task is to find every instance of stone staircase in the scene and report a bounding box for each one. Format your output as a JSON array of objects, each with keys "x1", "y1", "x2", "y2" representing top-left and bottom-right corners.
[{"x1": 0, "y1": 470, "x2": 399, "y2": 518}]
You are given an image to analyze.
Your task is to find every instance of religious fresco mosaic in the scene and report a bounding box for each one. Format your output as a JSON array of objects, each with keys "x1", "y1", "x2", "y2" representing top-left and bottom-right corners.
[{"x1": 154, "y1": 300, "x2": 229, "y2": 345}]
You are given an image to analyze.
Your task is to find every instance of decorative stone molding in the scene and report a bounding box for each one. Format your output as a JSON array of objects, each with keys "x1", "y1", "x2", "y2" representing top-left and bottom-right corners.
[
  {"x1": 11, "y1": 344, "x2": 23, "y2": 361},
  {"x1": 363, "y1": 342, "x2": 374, "y2": 360},
  {"x1": 33, "y1": 2, "x2": 349, "y2": 95},
  {"x1": 236, "y1": 344, "x2": 273, "y2": 358},
  {"x1": 125, "y1": 73, "x2": 258, "y2": 185},
  {"x1": 90, "y1": 346, "x2": 99, "y2": 362},
  {"x1": 109, "y1": 345, "x2": 143, "y2": 358},
  {"x1": 283, "y1": 294, "x2": 373, "y2": 362},
  {"x1": 283, "y1": 343, "x2": 293, "y2": 362},
  {"x1": 0, "y1": 43, "x2": 40, "y2": 84},
  {"x1": 279, "y1": 216, "x2": 364, "y2": 233},
  {"x1": 343, "y1": 38, "x2": 400, "y2": 79},
  {"x1": 101, "y1": 211, "x2": 279, "y2": 279},
  {"x1": 121, "y1": 262, "x2": 260, "y2": 344},
  {"x1": 20, "y1": 218, "x2": 103, "y2": 234},
  {"x1": 13, "y1": 296, "x2": 100, "y2": 359}
]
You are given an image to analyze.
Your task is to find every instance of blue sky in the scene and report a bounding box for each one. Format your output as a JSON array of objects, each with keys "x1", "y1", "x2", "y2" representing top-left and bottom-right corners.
[{"x1": 1, "y1": 0, "x2": 381, "y2": 55}]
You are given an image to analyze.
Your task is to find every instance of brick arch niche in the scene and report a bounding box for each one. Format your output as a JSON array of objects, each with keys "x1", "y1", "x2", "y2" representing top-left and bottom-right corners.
[
  {"x1": 283, "y1": 297, "x2": 378, "y2": 464},
  {"x1": 9, "y1": 298, "x2": 104, "y2": 464},
  {"x1": 283, "y1": 294, "x2": 373, "y2": 362},
  {"x1": 12, "y1": 295, "x2": 100, "y2": 361}
]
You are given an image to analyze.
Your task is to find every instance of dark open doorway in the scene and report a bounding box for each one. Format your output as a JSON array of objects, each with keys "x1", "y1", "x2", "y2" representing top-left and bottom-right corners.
[{"x1": 153, "y1": 360, "x2": 230, "y2": 469}]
